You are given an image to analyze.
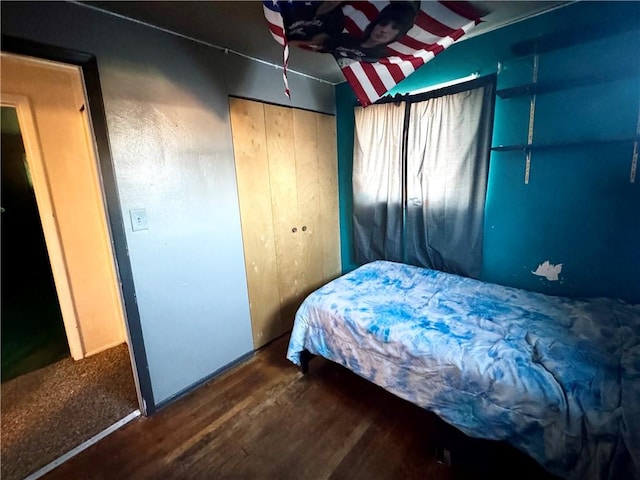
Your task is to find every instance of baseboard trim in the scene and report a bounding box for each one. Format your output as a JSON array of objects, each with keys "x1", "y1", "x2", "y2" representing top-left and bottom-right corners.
[
  {"x1": 82, "y1": 339, "x2": 127, "y2": 359},
  {"x1": 154, "y1": 350, "x2": 256, "y2": 412},
  {"x1": 24, "y1": 409, "x2": 141, "y2": 480}
]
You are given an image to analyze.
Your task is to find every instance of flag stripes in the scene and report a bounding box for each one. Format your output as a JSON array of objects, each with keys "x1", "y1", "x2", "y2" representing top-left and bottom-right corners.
[
  {"x1": 418, "y1": 2, "x2": 473, "y2": 32},
  {"x1": 441, "y1": 1, "x2": 485, "y2": 21},
  {"x1": 263, "y1": 1, "x2": 482, "y2": 106},
  {"x1": 263, "y1": 1, "x2": 290, "y2": 98},
  {"x1": 340, "y1": 0, "x2": 479, "y2": 106},
  {"x1": 263, "y1": 2, "x2": 286, "y2": 45}
]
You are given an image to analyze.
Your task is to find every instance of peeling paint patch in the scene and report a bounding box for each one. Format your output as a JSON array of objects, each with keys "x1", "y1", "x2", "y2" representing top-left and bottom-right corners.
[{"x1": 532, "y1": 261, "x2": 563, "y2": 281}]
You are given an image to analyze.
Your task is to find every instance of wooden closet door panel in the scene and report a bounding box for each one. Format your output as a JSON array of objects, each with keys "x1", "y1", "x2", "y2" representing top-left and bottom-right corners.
[
  {"x1": 264, "y1": 104, "x2": 303, "y2": 328},
  {"x1": 229, "y1": 98, "x2": 281, "y2": 348},
  {"x1": 292, "y1": 109, "x2": 324, "y2": 295},
  {"x1": 316, "y1": 113, "x2": 342, "y2": 280}
]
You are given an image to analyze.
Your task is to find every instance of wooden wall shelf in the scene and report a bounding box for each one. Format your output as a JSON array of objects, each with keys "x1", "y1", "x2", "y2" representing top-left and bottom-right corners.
[
  {"x1": 492, "y1": 137, "x2": 640, "y2": 152},
  {"x1": 496, "y1": 65, "x2": 640, "y2": 99}
]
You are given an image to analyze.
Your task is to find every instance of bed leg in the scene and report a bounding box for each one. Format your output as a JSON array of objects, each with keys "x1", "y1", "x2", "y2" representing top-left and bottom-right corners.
[
  {"x1": 434, "y1": 417, "x2": 456, "y2": 467},
  {"x1": 436, "y1": 446, "x2": 453, "y2": 466},
  {"x1": 300, "y1": 349, "x2": 313, "y2": 374}
]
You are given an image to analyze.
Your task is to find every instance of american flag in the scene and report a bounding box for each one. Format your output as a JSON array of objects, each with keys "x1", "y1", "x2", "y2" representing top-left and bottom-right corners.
[{"x1": 263, "y1": 1, "x2": 483, "y2": 106}]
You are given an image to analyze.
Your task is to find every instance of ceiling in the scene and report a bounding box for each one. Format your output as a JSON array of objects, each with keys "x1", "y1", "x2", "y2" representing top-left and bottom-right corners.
[{"x1": 82, "y1": 1, "x2": 572, "y2": 84}]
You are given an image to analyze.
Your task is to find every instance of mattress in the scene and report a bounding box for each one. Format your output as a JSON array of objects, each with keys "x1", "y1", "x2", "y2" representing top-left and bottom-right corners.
[{"x1": 286, "y1": 260, "x2": 640, "y2": 479}]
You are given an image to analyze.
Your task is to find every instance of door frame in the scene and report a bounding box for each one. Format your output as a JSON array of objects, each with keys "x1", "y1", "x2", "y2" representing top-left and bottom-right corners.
[{"x1": 1, "y1": 35, "x2": 156, "y2": 414}]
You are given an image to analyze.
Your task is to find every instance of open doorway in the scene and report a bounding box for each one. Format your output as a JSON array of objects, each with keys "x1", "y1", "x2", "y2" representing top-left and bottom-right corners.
[
  {"x1": 1, "y1": 53, "x2": 142, "y2": 480},
  {"x1": 1, "y1": 106, "x2": 70, "y2": 381}
]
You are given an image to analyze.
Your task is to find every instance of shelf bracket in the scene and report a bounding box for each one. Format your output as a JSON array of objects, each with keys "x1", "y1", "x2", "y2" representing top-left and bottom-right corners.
[
  {"x1": 632, "y1": 142, "x2": 638, "y2": 184},
  {"x1": 524, "y1": 150, "x2": 532, "y2": 184},
  {"x1": 632, "y1": 97, "x2": 640, "y2": 183},
  {"x1": 524, "y1": 54, "x2": 539, "y2": 185}
]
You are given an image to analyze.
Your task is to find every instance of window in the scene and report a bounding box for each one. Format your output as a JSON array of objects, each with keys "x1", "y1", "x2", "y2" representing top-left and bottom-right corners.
[{"x1": 352, "y1": 76, "x2": 496, "y2": 278}]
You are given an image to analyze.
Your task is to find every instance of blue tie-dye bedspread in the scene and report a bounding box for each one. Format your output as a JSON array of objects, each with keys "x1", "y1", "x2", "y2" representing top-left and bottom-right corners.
[{"x1": 287, "y1": 261, "x2": 640, "y2": 479}]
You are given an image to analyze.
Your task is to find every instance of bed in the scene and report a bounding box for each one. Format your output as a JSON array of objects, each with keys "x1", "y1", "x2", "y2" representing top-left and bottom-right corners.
[{"x1": 286, "y1": 260, "x2": 640, "y2": 480}]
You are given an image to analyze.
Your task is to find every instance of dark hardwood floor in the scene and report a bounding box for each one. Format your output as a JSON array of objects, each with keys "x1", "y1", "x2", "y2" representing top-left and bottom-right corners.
[{"x1": 43, "y1": 335, "x2": 557, "y2": 480}]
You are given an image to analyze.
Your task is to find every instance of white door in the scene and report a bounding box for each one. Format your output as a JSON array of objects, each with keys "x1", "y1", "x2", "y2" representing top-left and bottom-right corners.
[{"x1": 1, "y1": 53, "x2": 128, "y2": 360}]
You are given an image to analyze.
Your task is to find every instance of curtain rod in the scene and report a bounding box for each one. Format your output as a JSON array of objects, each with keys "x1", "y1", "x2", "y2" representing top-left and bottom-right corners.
[{"x1": 356, "y1": 73, "x2": 497, "y2": 107}]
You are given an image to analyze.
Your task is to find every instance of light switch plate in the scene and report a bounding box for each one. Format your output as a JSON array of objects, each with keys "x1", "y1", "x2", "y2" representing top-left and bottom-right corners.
[{"x1": 130, "y1": 208, "x2": 148, "y2": 231}]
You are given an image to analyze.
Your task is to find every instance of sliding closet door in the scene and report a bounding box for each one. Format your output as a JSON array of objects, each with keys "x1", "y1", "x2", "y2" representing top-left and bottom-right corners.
[
  {"x1": 292, "y1": 108, "x2": 324, "y2": 295},
  {"x1": 265, "y1": 104, "x2": 305, "y2": 326},
  {"x1": 316, "y1": 113, "x2": 341, "y2": 282},
  {"x1": 229, "y1": 98, "x2": 282, "y2": 348},
  {"x1": 230, "y1": 98, "x2": 341, "y2": 348}
]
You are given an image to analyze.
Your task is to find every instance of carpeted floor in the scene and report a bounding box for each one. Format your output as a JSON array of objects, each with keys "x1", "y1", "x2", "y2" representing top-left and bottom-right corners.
[{"x1": 1, "y1": 343, "x2": 139, "y2": 480}]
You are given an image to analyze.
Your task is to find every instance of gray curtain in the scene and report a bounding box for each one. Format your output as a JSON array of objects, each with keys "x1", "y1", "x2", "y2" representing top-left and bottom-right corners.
[
  {"x1": 352, "y1": 80, "x2": 494, "y2": 278},
  {"x1": 352, "y1": 102, "x2": 406, "y2": 264},
  {"x1": 405, "y1": 84, "x2": 494, "y2": 278}
]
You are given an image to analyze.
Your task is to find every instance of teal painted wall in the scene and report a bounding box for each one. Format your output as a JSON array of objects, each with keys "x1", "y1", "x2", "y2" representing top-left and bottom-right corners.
[
  {"x1": 336, "y1": 82, "x2": 358, "y2": 273},
  {"x1": 336, "y1": 1, "x2": 640, "y2": 303}
]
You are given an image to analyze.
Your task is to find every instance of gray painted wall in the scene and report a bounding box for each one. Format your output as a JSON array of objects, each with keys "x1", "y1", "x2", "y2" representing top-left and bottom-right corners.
[{"x1": 1, "y1": 1, "x2": 335, "y2": 405}]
